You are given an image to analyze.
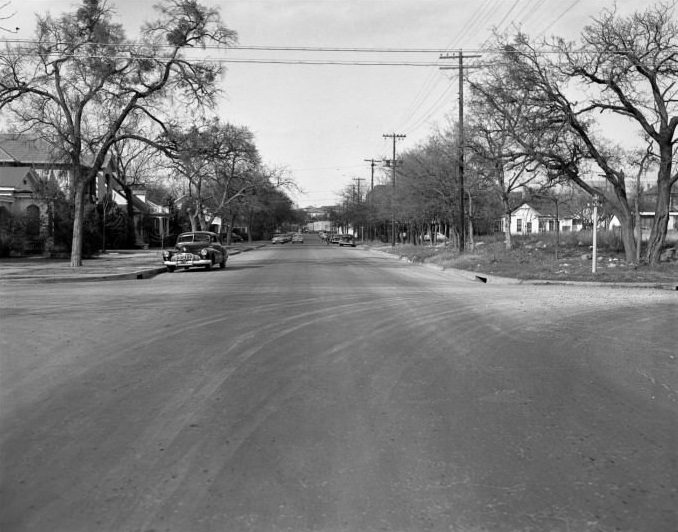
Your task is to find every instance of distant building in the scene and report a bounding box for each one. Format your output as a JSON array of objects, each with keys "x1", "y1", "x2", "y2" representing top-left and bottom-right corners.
[
  {"x1": 301, "y1": 205, "x2": 333, "y2": 232},
  {"x1": 501, "y1": 199, "x2": 584, "y2": 235}
]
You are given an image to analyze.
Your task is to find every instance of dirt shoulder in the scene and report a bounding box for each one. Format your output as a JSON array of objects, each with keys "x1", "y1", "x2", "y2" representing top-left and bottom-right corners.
[{"x1": 373, "y1": 237, "x2": 678, "y2": 286}]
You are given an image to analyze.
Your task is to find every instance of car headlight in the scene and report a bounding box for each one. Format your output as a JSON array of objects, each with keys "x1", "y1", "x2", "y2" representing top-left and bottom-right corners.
[
  {"x1": 162, "y1": 250, "x2": 170, "y2": 259},
  {"x1": 200, "y1": 248, "x2": 208, "y2": 257}
]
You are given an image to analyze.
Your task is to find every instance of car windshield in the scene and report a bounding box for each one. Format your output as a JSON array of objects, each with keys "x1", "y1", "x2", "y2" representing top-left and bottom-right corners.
[{"x1": 177, "y1": 233, "x2": 210, "y2": 244}]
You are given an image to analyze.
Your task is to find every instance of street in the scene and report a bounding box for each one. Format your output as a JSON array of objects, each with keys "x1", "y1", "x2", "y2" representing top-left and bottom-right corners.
[{"x1": 1, "y1": 236, "x2": 677, "y2": 532}]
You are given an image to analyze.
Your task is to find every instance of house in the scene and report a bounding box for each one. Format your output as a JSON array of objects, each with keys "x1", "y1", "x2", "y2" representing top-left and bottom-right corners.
[
  {"x1": 111, "y1": 184, "x2": 170, "y2": 247},
  {"x1": 609, "y1": 212, "x2": 678, "y2": 232},
  {"x1": 0, "y1": 133, "x2": 169, "y2": 251},
  {"x1": 0, "y1": 167, "x2": 46, "y2": 253},
  {"x1": 502, "y1": 199, "x2": 584, "y2": 235}
]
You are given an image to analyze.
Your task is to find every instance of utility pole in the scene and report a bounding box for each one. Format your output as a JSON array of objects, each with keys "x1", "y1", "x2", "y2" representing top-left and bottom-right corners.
[
  {"x1": 383, "y1": 133, "x2": 406, "y2": 247},
  {"x1": 364, "y1": 159, "x2": 378, "y2": 241},
  {"x1": 440, "y1": 51, "x2": 481, "y2": 253},
  {"x1": 363, "y1": 159, "x2": 377, "y2": 195},
  {"x1": 353, "y1": 177, "x2": 365, "y2": 241},
  {"x1": 353, "y1": 177, "x2": 365, "y2": 203}
]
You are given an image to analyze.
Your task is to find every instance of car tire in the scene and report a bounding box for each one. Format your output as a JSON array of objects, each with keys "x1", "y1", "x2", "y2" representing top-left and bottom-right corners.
[
  {"x1": 220, "y1": 258, "x2": 226, "y2": 269},
  {"x1": 205, "y1": 260, "x2": 212, "y2": 271},
  {"x1": 167, "y1": 265, "x2": 176, "y2": 273}
]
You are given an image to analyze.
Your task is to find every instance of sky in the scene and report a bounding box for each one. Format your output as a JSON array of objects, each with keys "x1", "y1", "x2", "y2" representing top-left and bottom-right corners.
[{"x1": 4, "y1": 0, "x2": 644, "y2": 207}]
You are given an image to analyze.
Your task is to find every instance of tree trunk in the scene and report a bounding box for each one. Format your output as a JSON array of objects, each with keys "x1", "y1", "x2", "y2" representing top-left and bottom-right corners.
[
  {"x1": 468, "y1": 217, "x2": 474, "y2": 251},
  {"x1": 70, "y1": 181, "x2": 87, "y2": 267},
  {"x1": 615, "y1": 205, "x2": 637, "y2": 263},
  {"x1": 645, "y1": 176, "x2": 672, "y2": 265},
  {"x1": 502, "y1": 193, "x2": 513, "y2": 250},
  {"x1": 189, "y1": 209, "x2": 199, "y2": 232},
  {"x1": 124, "y1": 186, "x2": 136, "y2": 248}
]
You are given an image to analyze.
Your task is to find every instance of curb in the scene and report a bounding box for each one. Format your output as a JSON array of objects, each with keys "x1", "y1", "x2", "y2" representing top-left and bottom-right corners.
[
  {"x1": 0, "y1": 247, "x2": 263, "y2": 284},
  {"x1": 1, "y1": 266, "x2": 169, "y2": 284}
]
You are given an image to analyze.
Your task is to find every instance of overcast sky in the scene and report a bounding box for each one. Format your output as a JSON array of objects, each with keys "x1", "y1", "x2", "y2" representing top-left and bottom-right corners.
[{"x1": 6, "y1": 0, "x2": 643, "y2": 207}]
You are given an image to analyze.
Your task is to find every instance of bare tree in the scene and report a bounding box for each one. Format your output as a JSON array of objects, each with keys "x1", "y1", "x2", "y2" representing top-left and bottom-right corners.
[
  {"x1": 0, "y1": 0, "x2": 236, "y2": 266},
  {"x1": 475, "y1": 3, "x2": 678, "y2": 264},
  {"x1": 467, "y1": 85, "x2": 545, "y2": 249},
  {"x1": 561, "y1": 3, "x2": 678, "y2": 264},
  {"x1": 111, "y1": 138, "x2": 162, "y2": 246},
  {"x1": 164, "y1": 119, "x2": 263, "y2": 233}
]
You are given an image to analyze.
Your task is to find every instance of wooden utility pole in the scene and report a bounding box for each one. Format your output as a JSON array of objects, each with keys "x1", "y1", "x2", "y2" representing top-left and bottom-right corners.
[
  {"x1": 383, "y1": 133, "x2": 406, "y2": 247},
  {"x1": 364, "y1": 159, "x2": 378, "y2": 241},
  {"x1": 353, "y1": 177, "x2": 365, "y2": 203},
  {"x1": 440, "y1": 51, "x2": 481, "y2": 253},
  {"x1": 363, "y1": 158, "x2": 377, "y2": 195}
]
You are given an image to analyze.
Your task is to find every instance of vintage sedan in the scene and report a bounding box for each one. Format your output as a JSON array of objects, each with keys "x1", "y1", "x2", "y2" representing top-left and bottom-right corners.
[
  {"x1": 338, "y1": 234, "x2": 357, "y2": 247},
  {"x1": 162, "y1": 231, "x2": 227, "y2": 272}
]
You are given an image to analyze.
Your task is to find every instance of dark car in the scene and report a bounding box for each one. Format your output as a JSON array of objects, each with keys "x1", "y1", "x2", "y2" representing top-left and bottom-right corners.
[
  {"x1": 162, "y1": 231, "x2": 227, "y2": 272},
  {"x1": 272, "y1": 233, "x2": 288, "y2": 244},
  {"x1": 338, "y1": 234, "x2": 356, "y2": 247}
]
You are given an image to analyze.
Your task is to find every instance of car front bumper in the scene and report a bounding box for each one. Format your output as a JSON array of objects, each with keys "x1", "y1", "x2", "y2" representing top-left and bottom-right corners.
[{"x1": 163, "y1": 258, "x2": 212, "y2": 267}]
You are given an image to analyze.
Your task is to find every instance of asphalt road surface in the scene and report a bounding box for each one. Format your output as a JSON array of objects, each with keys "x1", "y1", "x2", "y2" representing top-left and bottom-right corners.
[{"x1": 1, "y1": 236, "x2": 677, "y2": 532}]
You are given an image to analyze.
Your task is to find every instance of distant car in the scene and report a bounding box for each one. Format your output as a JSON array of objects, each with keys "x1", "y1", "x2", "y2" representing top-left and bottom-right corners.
[
  {"x1": 162, "y1": 231, "x2": 227, "y2": 272},
  {"x1": 272, "y1": 233, "x2": 288, "y2": 244},
  {"x1": 423, "y1": 232, "x2": 448, "y2": 242},
  {"x1": 291, "y1": 233, "x2": 304, "y2": 244},
  {"x1": 338, "y1": 235, "x2": 357, "y2": 247},
  {"x1": 229, "y1": 233, "x2": 244, "y2": 243},
  {"x1": 329, "y1": 234, "x2": 342, "y2": 245}
]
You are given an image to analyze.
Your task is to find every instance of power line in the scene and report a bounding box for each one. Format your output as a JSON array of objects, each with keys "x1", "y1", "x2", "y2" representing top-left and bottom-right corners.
[
  {"x1": 0, "y1": 38, "x2": 594, "y2": 56},
  {"x1": 538, "y1": 0, "x2": 582, "y2": 37}
]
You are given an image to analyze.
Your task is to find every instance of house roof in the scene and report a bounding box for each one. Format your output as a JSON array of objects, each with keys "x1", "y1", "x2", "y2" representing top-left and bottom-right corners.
[
  {"x1": 0, "y1": 134, "x2": 64, "y2": 166},
  {"x1": 0, "y1": 166, "x2": 40, "y2": 191},
  {"x1": 0, "y1": 133, "x2": 112, "y2": 170},
  {"x1": 514, "y1": 199, "x2": 577, "y2": 219}
]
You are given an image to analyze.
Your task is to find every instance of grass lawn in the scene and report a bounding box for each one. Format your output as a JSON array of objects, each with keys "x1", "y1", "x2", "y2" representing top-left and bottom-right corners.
[{"x1": 375, "y1": 232, "x2": 678, "y2": 285}]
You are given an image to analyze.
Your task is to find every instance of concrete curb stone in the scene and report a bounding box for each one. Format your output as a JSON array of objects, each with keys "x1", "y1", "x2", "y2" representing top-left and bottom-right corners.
[{"x1": 0, "y1": 245, "x2": 267, "y2": 284}]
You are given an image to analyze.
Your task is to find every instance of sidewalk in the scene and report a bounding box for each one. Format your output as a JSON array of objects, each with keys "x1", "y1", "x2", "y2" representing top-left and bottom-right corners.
[{"x1": 0, "y1": 246, "x2": 259, "y2": 283}]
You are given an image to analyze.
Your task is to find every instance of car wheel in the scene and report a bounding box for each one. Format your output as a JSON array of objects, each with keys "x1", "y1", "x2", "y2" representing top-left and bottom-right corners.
[
  {"x1": 167, "y1": 265, "x2": 176, "y2": 273},
  {"x1": 205, "y1": 260, "x2": 212, "y2": 271},
  {"x1": 219, "y1": 258, "x2": 226, "y2": 268}
]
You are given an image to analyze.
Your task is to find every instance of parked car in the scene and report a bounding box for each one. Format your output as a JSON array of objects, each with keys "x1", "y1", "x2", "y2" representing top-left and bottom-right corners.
[
  {"x1": 272, "y1": 233, "x2": 288, "y2": 244},
  {"x1": 338, "y1": 234, "x2": 357, "y2": 247},
  {"x1": 291, "y1": 233, "x2": 304, "y2": 244},
  {"x1": 162, "y1": 231, "x2": 227, "y2": 272},
  {"x1": 329, "y1": 234, "x2": 342, "y2": 245}
]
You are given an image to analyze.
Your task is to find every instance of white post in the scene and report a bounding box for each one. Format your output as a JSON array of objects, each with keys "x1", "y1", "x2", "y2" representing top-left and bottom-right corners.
[{"x1": 592, "y1": 196, "x2": 598, "y2": 274}]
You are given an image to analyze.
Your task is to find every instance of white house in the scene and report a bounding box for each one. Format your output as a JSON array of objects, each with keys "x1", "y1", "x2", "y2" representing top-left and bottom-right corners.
[
  {"x1": 502, "y1": 199, "x2": 584, "y2": 235},
  {"x1": 609, "y1": 212, "x2": 678, "y2": 232}
]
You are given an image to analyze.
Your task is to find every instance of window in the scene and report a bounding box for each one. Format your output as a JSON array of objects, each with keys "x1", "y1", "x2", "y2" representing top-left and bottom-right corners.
[
  {"x1": 539, "y1": 220, "x2": 546, "y2": 233},
  {"x1": 25, "y1": 205, "x2": 40, "y2": 237},
  {"x1": 526, "y1": 221, "x2": 532, "y2": 234},
  {"x1": 548, "y1": 220, "x2": 555, "y2": 232},
  {"x1": 0, "y1": 206, "x2": 9, "y2": 229},
  {"x1": 516, "y1": 219, "x2": 522, "y2": 232}
]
